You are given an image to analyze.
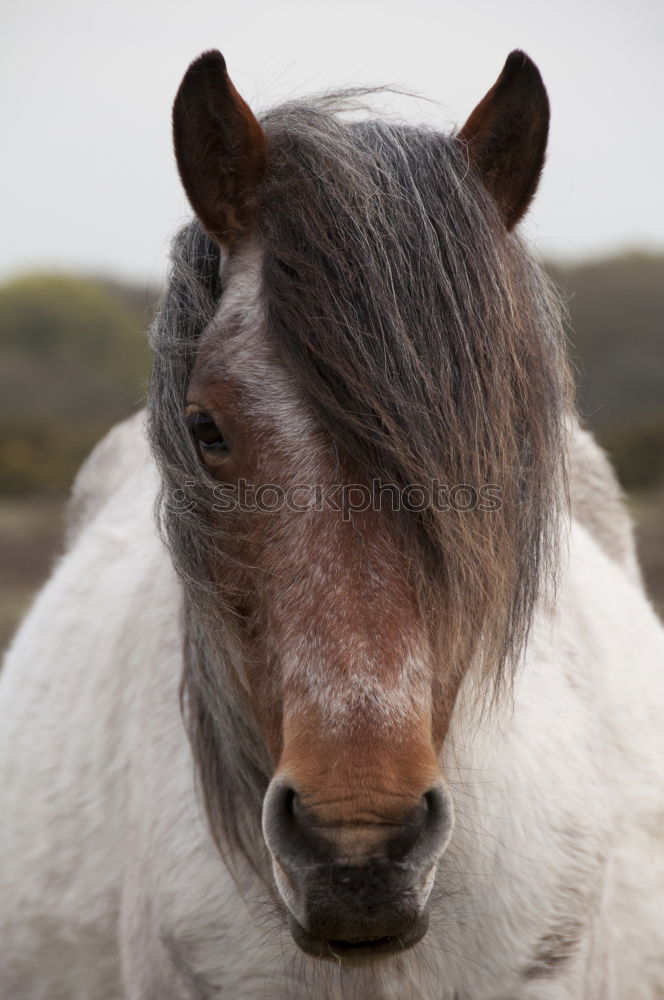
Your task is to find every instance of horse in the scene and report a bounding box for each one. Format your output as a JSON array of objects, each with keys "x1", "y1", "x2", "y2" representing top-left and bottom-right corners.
[{"x1": 1, "y1": 48, "x2": 663, "y2": 1000}]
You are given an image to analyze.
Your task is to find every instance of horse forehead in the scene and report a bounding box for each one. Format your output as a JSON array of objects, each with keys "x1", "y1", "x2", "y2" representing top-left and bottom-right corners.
[
  {"x1": 196, "y1": 241, "x2": 319, "y2": 447},
  {"x1": 215, "y1": 240, "x2": 265, "y2": 336}
]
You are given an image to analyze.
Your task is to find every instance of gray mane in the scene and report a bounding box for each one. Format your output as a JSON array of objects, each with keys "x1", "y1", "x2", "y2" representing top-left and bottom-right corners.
[{"x1": 148, "y1": 92, "x2": 572, "y2": 875}]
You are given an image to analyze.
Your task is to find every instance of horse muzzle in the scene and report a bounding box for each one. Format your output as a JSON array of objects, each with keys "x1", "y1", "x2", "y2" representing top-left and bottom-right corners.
[{"x1": 262, "y1": 779, "x2": 453, "y2": 962}]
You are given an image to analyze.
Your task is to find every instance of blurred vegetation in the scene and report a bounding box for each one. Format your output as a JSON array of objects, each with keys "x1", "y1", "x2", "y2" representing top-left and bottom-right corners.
[
  {"x1": 0, "y1": 274, "x2": 155, "y2": 493},
  {"x1": 550, "y1": 252, "x2": 664, "y2": 490}
]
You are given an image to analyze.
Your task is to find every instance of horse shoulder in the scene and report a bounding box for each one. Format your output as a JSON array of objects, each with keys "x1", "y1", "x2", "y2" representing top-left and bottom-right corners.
[
  {"x1": 565, "y1": 520, "x2": 664, "y2": 996},
  {"x1": 568, "y1": 422, "x2": 642, "y2": 586},
  {"x1": 65, "y1": 410, "x2": 153, "y2": 547},
  {"x1": 441, "y1": 520, "x2": 664, "y2": 998},
  {"x1": 0, "y1": 412, "x2": 182, "y2": 1000}
]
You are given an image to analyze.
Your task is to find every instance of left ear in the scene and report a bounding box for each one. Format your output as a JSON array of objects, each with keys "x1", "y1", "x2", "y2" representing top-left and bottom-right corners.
[
  {"x1": 458, "y1": 50, "x2": 549, "y2": 231},
  {"x1": 172, "y1": 50, "x2": 267, "y2": 248}
]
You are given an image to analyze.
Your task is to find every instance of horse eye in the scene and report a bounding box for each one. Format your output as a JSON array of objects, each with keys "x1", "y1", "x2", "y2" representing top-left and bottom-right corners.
[{"x1": 189, "y1": 411, "x2": 229, "y2": 457}]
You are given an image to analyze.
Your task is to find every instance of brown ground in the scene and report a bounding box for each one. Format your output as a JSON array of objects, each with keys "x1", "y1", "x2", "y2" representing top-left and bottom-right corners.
[{"x1": 1, "y1": 493, "x2": 663, "y2": 655}]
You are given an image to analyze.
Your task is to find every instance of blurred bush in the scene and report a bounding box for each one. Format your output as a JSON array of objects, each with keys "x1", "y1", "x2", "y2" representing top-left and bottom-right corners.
[
  {"x1": 0, "y1": 274, "x2": 154, "y2": 493},
  {"x1": 599, "y1": 418, "x2": 664, "y2": 492},
  {"x1": 550, "y1": 252, "x2": 664, "y2": 491}
]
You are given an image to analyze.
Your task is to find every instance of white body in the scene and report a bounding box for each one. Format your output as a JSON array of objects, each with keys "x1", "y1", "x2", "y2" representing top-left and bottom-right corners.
[{"x1": 1, "y1": 413, "x2": 663, "y2": 999}]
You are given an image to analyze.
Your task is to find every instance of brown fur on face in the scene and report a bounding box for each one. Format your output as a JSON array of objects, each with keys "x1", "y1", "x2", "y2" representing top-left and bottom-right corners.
[{"x1": 187, "y1": 318, "x2": 448, "y2": 818}]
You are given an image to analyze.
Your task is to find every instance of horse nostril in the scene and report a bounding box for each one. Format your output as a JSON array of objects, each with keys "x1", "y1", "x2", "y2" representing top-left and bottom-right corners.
[
  {"x1": 386, "y1": 785, "x2": 451, "y2": 862},
  {"x1": 415, "y1": 784, "x2": 452, "y2": 860},
  {"x1": 262, "y1": 780, "x2": 319, "y2": 866},
  {"x1": 284, "y1": 787, "x2": 296, "y2": 817},
  {"x1": 423, "y1": 786, "x2": 445, "y2": 820}
]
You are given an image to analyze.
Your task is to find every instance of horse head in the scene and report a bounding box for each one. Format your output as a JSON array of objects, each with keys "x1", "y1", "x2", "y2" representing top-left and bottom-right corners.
[{"x1": 150, "y1": 48, "x2": 562, "y2": 962}]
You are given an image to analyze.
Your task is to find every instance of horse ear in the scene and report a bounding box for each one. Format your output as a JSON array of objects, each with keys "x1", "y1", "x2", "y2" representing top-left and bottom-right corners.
[
  {"x1": 172, "y1": 50, "x2": 267, "y2": 247},
  {"x1": 458, "y1": 50, "x2": 549, "y2": 231}
]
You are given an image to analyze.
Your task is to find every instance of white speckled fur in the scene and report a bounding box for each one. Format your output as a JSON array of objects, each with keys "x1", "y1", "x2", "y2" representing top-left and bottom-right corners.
[{"x1": 212, "y1": 243, "x2": 321, "y2": 451}]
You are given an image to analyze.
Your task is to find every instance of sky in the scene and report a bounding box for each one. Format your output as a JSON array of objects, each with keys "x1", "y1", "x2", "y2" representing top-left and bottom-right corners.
[{"x1": 2, "y1": 0, "x2": 663, "y2": 287}]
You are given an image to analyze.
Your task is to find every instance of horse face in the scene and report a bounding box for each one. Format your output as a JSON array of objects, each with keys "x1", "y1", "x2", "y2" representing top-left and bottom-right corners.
[
  {"x1": 172, "y1": 47, "x2": 550, "y2": 960},
  {"x1": 185, "y1": 241, "x2": 453, "y2": 958}
]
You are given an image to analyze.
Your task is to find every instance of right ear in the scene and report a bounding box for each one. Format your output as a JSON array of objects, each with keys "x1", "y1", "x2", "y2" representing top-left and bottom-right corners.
[
  {"x1": 172, "y1": 50, "x2": 267, "y2": 248},
  {"x1": 458, "y1": 51, "x2": 549, "y2": 231}
]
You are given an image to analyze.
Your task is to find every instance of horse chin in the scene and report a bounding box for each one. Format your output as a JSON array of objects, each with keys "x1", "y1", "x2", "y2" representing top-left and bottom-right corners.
[{"x1": 286, "y1": 909, "x2": 430, "y2": 964}]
